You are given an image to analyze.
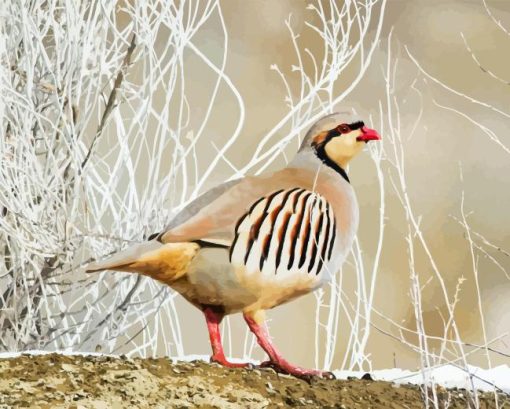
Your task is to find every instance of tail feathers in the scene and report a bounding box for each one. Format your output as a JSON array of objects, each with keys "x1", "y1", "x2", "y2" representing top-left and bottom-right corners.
[
  {"x1": 85, "y1": 241, "x2": 200, "y2": 284},
  {"x1": 85, "y1": 241, "x2": 163, "y2": 273}
]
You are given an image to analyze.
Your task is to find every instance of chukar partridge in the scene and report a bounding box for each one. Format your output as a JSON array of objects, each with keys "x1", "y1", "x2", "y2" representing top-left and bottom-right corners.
[{"x1": 86, "y1": 112, "x2": 381, "y2": 379}]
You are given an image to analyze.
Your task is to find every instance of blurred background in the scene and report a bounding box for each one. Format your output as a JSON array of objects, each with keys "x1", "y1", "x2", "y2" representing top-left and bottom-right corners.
[
  {"x1": 1, "y1": 0, "x2": 509, "y2": 373},
  {"x1": 160, "y1": 0, "x2": 510, "y2": 370}
]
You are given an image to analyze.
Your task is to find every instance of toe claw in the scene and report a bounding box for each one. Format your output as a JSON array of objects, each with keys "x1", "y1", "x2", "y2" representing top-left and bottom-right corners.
[
  {"x1": 322, "y1": 371, "x2": 336, "y2": 380},
  {"x1": 258, "y1": 360, "x2": 273, "y2": 368},
  {"x1": 256, "y1": 360, "x2": 335, "y2": 380}
]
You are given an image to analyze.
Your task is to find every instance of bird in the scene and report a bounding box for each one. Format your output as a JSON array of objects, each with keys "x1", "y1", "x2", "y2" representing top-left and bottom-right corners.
[{"x1": 86, "y1": 112, "x2": 381, "y2": 379}]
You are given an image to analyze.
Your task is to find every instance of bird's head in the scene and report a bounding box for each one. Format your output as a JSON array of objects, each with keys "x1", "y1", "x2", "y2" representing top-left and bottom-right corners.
[{"x1": 301, "y1": 112, "x2": 381, "y2": 172}]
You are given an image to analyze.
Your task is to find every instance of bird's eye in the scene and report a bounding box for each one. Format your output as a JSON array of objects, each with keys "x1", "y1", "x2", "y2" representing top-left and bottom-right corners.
[{"x1": 337, "y1": 124, "x2": 351, "y2": 134}]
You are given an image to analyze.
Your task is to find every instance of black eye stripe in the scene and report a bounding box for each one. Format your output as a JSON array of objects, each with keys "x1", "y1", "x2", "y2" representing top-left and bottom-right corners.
[
  {"x1": 312, "y1": 120, "x2": 367, "y2": 150},
  {"x1": 326, "y1": 129, "x2": 340, "y2": 138},
  {"x1": 325, "y1": 121, "x2": 364, "y2": 139},
  {"x1": 347, "y1": 121, "x2": 364, "y2": 130}
]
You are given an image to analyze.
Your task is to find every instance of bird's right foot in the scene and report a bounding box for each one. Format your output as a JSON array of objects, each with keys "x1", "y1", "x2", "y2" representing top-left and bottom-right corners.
[{"x1": 258, "y1": 360, "x2": 335, "y2": 380}]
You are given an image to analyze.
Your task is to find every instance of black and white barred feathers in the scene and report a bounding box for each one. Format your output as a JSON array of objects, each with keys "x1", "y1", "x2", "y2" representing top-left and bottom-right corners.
[{"x1": 229, "y1": 188, "x2": 336, "y2": 277}]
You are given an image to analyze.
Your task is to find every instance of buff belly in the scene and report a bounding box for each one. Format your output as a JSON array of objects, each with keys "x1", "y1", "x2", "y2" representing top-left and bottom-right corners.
[{"x1": 169, "y1": 247, "x2": 325, "y2": 314}]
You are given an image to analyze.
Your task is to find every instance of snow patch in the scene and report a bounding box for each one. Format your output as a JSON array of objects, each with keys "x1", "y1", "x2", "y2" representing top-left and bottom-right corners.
[
  {"x1": 170, "y1": 354, "x2": 259, "y2": 365},
  {"x1": 334, "y1": 364, "x2": 510, "y2": 394},
  {"x1": 0, "y1": 350, "x2": 115, "y2": 359}
]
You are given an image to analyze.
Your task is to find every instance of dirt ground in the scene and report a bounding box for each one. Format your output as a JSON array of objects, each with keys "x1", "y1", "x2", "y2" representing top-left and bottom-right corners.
[{"x1": 0, "y1": 354, "x2": 507, "y2": 408}]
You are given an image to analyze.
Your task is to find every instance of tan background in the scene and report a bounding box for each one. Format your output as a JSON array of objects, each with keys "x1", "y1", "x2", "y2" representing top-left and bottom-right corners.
[{"x1": 120, "y1": 0, "x2": 510, "y2": 370}]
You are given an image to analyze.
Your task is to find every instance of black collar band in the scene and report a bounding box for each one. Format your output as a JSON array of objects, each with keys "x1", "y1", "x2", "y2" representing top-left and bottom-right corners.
[
  {"x1": 318, "y1": 154, "x2": 350, "y2": 183},
  {"x1": 312, "y1": 130, "x2": 350, "y2": 183}
]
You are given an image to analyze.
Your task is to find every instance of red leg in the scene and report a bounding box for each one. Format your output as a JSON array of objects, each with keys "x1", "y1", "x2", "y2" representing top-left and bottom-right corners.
[
  {"x1": 203, "y1": 307, "x2": 248, "y2": 368},
  {"x1": 244, "y1": 310, "x2": 335, "y2": 380}
]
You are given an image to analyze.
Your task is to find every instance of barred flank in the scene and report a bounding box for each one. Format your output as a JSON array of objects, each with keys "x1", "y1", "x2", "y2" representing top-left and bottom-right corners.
[{"x1": 230, "y1": 188, "x2": 337, "y2": 278}]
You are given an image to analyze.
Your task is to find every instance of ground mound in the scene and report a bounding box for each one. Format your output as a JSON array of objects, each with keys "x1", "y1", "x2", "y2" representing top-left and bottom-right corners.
[{"x1": 0, "y1": 353, "x2": 507, "y2": 408}]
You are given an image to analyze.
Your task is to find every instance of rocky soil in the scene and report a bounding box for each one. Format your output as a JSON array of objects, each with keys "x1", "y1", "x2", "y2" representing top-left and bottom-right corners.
[{"x1": 0, "y1": 353, "x2": 507, "y2": 408}]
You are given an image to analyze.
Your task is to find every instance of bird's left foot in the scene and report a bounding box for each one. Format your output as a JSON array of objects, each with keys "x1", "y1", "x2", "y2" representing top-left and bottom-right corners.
[
  {"x1": 258, "y1": 360, "x2": 335, "y2": 380},
  {"x1": 210, "y1": 355, "x2": 251, "y2": 368}
]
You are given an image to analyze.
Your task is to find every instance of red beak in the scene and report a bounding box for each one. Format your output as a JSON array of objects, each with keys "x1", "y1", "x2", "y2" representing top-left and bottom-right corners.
[{"x1": 357, "y1": 126, "x2": 381, "y2": 143}]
